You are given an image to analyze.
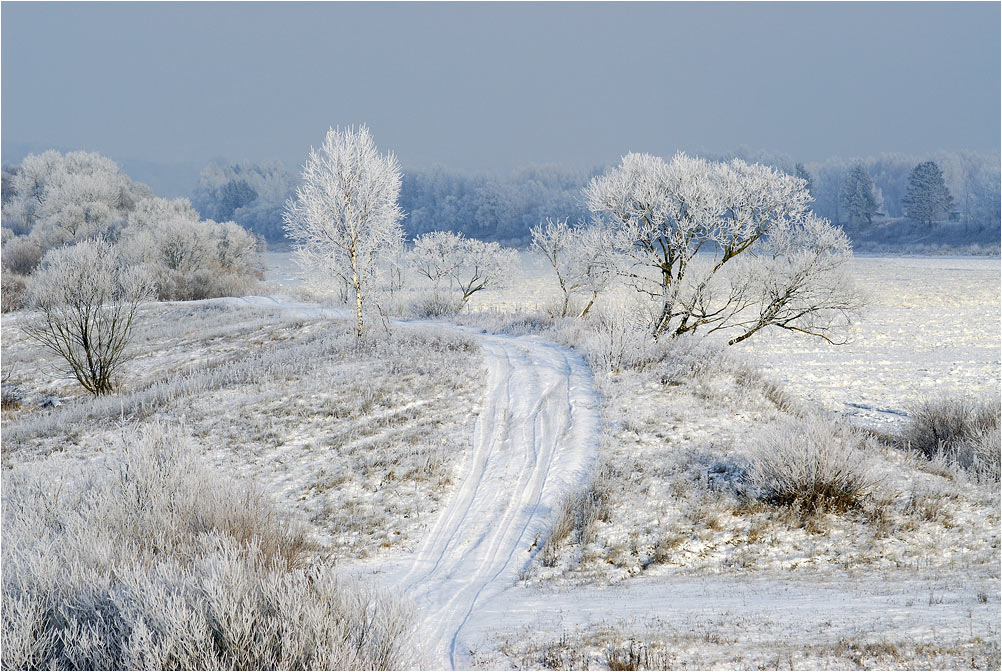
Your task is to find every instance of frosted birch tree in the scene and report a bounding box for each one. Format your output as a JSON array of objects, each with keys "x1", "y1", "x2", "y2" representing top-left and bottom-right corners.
[
  {"x1": 283, "y1": 126, "x2": 404, "y2": 336},
  {"x1": 587, "y1": 152, "x2": 863, "y2": 344}
]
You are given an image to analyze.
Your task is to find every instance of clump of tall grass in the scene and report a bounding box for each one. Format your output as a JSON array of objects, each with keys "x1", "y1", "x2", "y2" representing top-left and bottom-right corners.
[
  {"x1": 902, "y1": 394, "x2": 1000, "y2": 483},
  {"x1": 748, "y1": 414, "x2": 878, "y2": 515},
  {"x1": 539, "y1": 470, "x2": 612, "y2": 568},
  {"x1": 1, "y1": 421, "x2": 416, "y2": 670}
]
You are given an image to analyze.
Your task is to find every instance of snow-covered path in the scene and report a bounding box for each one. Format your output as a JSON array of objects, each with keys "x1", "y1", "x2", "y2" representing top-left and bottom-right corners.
[
  {"x1": 226, "y1": 296, "x2": 603, "y2": 668},
  {"x1": 378, "y1": 333, "x2": 601, "y2": 668}
]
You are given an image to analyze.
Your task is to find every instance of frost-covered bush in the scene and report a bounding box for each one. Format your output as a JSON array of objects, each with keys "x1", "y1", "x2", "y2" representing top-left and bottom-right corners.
[
  {"x1": 903, "y1": 394, "x2": 1001, "y2": 482},
  {"x1": 1, "y1": 151, "x2": 263, "y2": 304},
  {"x1": 411, "y1": 293, "x2": 464, "y2": 318},
  {"x1": 409, "y1": 230, "x2": 519, "y2": 309},
  {"x1": 568, "y1": 311, "x2": 671, "y2": 373},
  {"x1": 658, "y1": 333, "x2": 729, "y2": 386},
  {"x1": 540, "y1": 479, "x2": 610, "y2": 567},
  {"x1": 1, "y1": 421, "x2": 416, "y2": 670},
  {"x1": 22, "y1": 240, "x2": 154, "y2": 395},
  {"x1": 1, "y1": 270, "x2": 26, "y2": 313},
  {"x1": 119, "y1": 208, "x2": 261, "y2": 301},
  {"x1": 749, "y1": 415, "x2": 877, "y2": 514},
  {"x1": 1, "y1": 233, "x2": 43, "y2": 275}
]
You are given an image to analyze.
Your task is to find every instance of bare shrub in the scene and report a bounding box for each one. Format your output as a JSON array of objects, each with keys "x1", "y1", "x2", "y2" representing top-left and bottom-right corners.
[
  {"x1": 411, "y1": 293, "x2": 463, "y2": 319},
  {"x1": 1, "y1": 421, "x2": 416, "y2": 670},
  {"x1": 748, "y1": 415, "x2": 877, "y2": 514},
  {"x1": 903, "y1": 394, "x2": 1000, "y2": 482},
  {"x1": 22, "y1": 239, "x2": 154, "y2": 395}
]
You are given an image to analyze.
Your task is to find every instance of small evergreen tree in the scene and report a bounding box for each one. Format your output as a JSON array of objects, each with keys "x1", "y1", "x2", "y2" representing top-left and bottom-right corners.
[
  {"x1": 839, "y1": 163, "x2": 879, "y2": 227},
  {"x1": 902, "y1": 161, "x2": 955, "y2": 226}
]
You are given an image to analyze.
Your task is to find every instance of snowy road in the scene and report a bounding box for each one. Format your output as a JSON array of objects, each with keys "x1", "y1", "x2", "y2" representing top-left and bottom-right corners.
[
  {"x1": 227, "y1": 296, "x2": 603, "y2": 668},
  {"x1": 379, "y1": 333, "x2": 601, "y2": 668}
]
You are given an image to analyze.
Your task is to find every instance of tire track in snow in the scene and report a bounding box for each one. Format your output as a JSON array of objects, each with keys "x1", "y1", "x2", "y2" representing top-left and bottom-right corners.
[
  {"x1": 388, "y1": 332, "x2": 601, "y2": 669},
  {"x1": 224, "y1": 297, "x2": 602, "y2": 668}
]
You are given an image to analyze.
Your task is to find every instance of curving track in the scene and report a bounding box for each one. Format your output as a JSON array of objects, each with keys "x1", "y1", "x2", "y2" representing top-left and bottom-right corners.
[
  {"x1": 225, "y1": 297, "x2": 602, "y2": 668},
  {"x1": 386, "y1": 333, "x2": 601, "y2": 669}
]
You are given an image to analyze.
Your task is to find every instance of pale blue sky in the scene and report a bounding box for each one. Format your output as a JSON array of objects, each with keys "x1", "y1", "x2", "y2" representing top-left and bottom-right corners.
[{"x1": 3, "y1": 2, "x2": 999, "y2": 175}]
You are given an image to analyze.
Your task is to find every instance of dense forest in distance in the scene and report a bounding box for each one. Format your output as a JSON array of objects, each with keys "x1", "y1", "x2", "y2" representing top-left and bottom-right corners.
[{"x1": 3, "y1": 145, "x2": 999, "y2": 253}]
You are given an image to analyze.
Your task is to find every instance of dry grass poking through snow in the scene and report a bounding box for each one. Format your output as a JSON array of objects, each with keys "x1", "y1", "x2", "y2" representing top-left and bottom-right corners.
[
  {"x1": 2, "y1": 299, "x2": 484, "y2": 558},
  {"x1": 902, "y1": 394, "x2": 1001, "y2": 483},
  {"x1": 1, "y1": 422, "x2": 417, "y2": 670},
  {"x1": 480, "y1": 616, "x2": 1000, "y2": 670}
]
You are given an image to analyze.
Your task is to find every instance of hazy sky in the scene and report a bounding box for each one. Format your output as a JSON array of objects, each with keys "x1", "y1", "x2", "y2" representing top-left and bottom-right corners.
[{"x1": 3, "y1": 2, "x2": 1000, "y2": 174}]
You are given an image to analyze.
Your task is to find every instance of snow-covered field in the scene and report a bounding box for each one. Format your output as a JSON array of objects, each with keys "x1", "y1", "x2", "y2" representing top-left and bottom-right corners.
[
  {"x1": 3, "y1": 251, "x2": 998, "y2": 669},
  {"x1": 457, "y1": 252, "x2": 1001, "y2": 432},
  {"x1": 268, "y1": 250, "x2": 1000, "y2": 432},
  {"x1": 738, "y1": 256, "x2": 1001, "y2": 430}
]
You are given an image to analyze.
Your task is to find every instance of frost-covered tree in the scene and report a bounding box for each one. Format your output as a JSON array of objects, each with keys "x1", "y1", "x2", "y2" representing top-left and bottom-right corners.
[
  {"x1": 410, "y1": 230, "x2": 465, "y2": 292},
  {"x1": 22, "y1": 239, "x2": 153, "y2": 395},
  {"x1": 587, "y1": 152, "x2": 863, "y2": 344},
  {"x1": 795, "y1": 163, "x2": 814, "y2": 198},
  {"x1": 530, "y1": 218, "x2": 576, "y2": 316},
  {"x1": 530, "y1": 218, "x2": 614, "y2": 317},
  {"x1": 410, "y1": 231, "x2": 517, "y2": 308},
  {"x1": 284, "y1": 126, "x2": 404, "y2": 336},
  {"x1": 839, "y1": 163, "x2": 880, "y2": 227},
  {"x1": 1, "y1": 151, "x2": 262, "y2": 302},
  {"x1": 1, "y1": 151, "x2": 150, "y2": 246},
  {"x1": 450, "y1": 237, "x2": 518, "y2": 306},
  {"x1": 902, "y1": 161, "x2": 955, "y2": 227}
]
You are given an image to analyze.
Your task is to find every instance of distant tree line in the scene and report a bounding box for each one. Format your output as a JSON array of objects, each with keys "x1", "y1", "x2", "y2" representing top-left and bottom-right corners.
[
  {"x1": 796, "y1": 152, "x2": 997, "y2": 232},
  {"x1": 191, "y1": 149, "x2": 999, "y2": 248}
]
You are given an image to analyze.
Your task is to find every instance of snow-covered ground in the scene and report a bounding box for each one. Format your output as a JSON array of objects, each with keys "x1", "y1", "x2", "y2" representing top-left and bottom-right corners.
[
  {"x1": 359, "y1": 333, "x2": 600, "y2": 668},
  {"x1": 268, "y1": 251, "x2": 1000, "y2": 432},
  {"x1": 736, "y1": 256, "x2": 1001, "y2": 430},
  {"x1": 4, "y1": 251, "x2": 998, "y2": 669}
]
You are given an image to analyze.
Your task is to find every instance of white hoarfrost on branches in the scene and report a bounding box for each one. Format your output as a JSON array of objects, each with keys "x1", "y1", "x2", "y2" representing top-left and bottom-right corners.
[
  {"x1": 531, "y1": 218, "x2": 615, "y2": 317},
  {"x1": 21, "y1": 239, "x2": 154, "y2": 395},
  {"x1": 1, "y1": 151, "x2": 263, "y2": 304},
  {"x1": 284, "y1": 126, "x2": 404, "y2": 336},
  {"x1": 586, "y1": 152, "x2": 864, "y2": 343},
  {"x1": 410, "y1": 231, "x2": 518, "y2": 309}
]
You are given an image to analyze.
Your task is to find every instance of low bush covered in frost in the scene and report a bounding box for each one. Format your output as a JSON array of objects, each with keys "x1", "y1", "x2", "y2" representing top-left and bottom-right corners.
[
  {"x1": 748, "y1": 415, "x2": 878, "y2": 514},
  {"x1": 902, "y1": 394, "x2": 1001, "y2": 483},
  {"x1": 1, "y1": 421, "x2": 417, "y2": 670}
]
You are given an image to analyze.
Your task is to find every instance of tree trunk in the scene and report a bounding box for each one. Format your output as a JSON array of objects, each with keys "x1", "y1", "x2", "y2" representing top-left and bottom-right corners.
[
  {"x1": 652, "y1": 300, "x2": 672, "y2": 339},
  {"x1": 578, "y1": 291, "x2": 597, "y2": 318},
  {"x1": 351, "y1": 250, "x2": 363, "y2": 338}
]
